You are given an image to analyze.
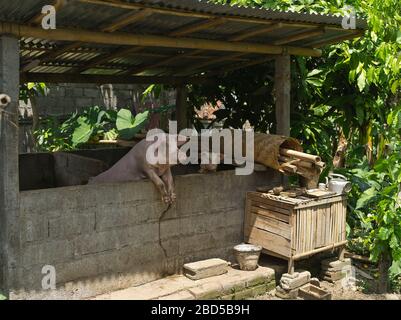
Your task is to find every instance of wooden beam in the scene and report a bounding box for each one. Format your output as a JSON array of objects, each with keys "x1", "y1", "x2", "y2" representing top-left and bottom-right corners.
[
  {"x1": 124, "y1": 23, "x2": 283, "y2": 76},
  {"x1": 27, "y1": 0, "x2": 66, "y2": 25},
  {"x1": 78, "y1": 0, "x2": 355, "y2": 32},
  {"x1": 229, "y1": 23, "x2": 283, "y2": 41},
  {"x1": 24, "y1": 8, "x2": 153, "y2": 71},
  {"x1": 178, "y1": 52, "x2": 248, "y2": 75},
  {"x1": 101, "y1": 8, "x2": 154, "y2": 32},
  {"x1": 0, "y1": 22, "x2": 321, "y2": 56},
  {"x1": 307, "y1": 30, "x2": 364, "y2": 48},
  {"x1": 78, "y1": 0, "x2": 275, "y2": 26},
  {"x1": 78, "y1": 17, "x2": 226, "y2": 75},
  {"x1": 273, "y1": 28, "x2": 325, "y2": 46},
  {"x1": 169, "y1": 18, "x2": 226, "y2": 37},
  {"x1": 274, "y1": 55, "x2": 291, "y2": 136},
  {"x1": 206, "y1": 55, "x2": 275, "y2": 77},
  {"x1": 21, "y1": 72, "x2": 211, "y2": 85},
  {"x1": 74, "y1": 46, "x2": 144, "y2": 73}
]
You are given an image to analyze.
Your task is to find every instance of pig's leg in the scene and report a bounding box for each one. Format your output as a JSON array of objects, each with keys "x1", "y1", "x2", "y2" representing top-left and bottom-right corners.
[
  {"x1": 161, "y1": 169, "x2": 176, "y2": 204},
  {"x1": 145, "y1": 169, "x2": 170, "y2": 204}
]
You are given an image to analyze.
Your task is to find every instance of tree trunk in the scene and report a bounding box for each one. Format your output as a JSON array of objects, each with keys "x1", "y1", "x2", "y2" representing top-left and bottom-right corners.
[
  {"x1": 378, "y1": 253, "x2": 391, "y2": 293},
  {"x1": 333, "y1": 129, "x2": 348, "y2": 168}
]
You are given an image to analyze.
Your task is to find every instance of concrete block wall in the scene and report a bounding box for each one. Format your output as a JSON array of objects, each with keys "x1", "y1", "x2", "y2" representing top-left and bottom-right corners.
[
  {"x1": 19, "y1": 83, "x2": 176, "y2": 117},
  {"x1": 9, "y1": 169, "x2": 281, "y2": 299},
  {"x1": 18, "y1": 83, "x2": 176, "y2": 153}
]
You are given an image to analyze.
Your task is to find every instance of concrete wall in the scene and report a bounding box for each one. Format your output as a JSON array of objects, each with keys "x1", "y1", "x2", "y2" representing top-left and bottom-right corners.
[
  {"x1": 8, "y1": 169, "x2": 281, "y2": 299},
  {"x1": 18, "y1": 83, "x2": 176, "y2": 153}
]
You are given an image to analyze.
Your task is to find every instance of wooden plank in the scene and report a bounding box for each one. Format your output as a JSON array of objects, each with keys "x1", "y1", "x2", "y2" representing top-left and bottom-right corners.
[
  {"x1": 251, "y1": 207, "x2": 290, "y2": 223},
  {"x1": 294, "y1": 195, "x2": 345, "y2": 209},
  {"x1": 21, "y1": 73, "x2": 209, "y2": 85},
  {"x1": 169, "y1": 18, "x2": 227, "y2": 37},
  {"x1": 0, "y1": 22, "x2": 322, "y2": 57},
  {"x1": 247, "y1": 192, "x2": 295, "y2": 210},
  {"x1": 246, "y1": 227, "x2": 291, "y2": 258},
  {"x1": 293, "y1": 240, "x2": 348, "y2": 260},
  {"x1": 275, "y1": 55, "x2": 291, "y2": 136},
  {"x1": 249, "y1": 199, "x2": 292, "y2": 215},
  {"x1": 248, "y1": 213, "x2": 291, "y2": 239}
]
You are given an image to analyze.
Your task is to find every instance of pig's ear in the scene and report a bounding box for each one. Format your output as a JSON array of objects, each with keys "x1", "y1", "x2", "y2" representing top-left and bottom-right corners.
[{"x1": 177, "y1": 134, "x2": 189, "y2": 147}]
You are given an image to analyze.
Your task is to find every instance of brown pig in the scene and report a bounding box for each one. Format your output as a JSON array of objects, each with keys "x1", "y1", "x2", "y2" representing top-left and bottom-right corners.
[{"x1": 89, "y1": 133, "x2": 188, "y2": 204}]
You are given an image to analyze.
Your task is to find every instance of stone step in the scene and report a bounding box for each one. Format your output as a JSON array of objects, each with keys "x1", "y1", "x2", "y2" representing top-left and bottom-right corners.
[
  {"x1": 184, "y1": 258, "x2": 229, "y2": 280},
  {"x1": 93, "y1": 266, "x2": 276, "y2": 300}
]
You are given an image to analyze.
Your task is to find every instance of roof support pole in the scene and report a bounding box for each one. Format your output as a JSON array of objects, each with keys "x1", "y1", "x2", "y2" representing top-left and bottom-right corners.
[
  {"x1": 176, "y1": 86, "x2": 189, "y2": 131},
  {"x1": 0, "y1": 35, "x2": 21, "y2": 296},
  {"x1": 274, "y1": 54, "x2": 291, "y2": 137}
]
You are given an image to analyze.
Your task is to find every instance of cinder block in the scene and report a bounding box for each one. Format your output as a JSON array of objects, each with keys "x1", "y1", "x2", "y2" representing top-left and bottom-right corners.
[
  {"x1": 280, "y1": 271, "x2": 311, "y2": 290},
  {"x1": 321, "y1": 258, "x2": 351, "y2": 271},
  {"x1": 275, "y1": 286, "x2": 299, "y2": 299},
  {"x1": 84, "y1": 88, "x2": 100, "y2": 98},
  {"x1": 184, "y1": 258, "x2": 228, "y2": 280}
]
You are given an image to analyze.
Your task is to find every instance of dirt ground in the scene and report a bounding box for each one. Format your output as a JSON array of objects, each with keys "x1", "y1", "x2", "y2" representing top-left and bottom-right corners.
[
  {"x1": 257, "y1": 280, "x2": 401, "y2": 300},
  {"x1": 256, "y1": 252, "x2": 401, "y2": 301}
]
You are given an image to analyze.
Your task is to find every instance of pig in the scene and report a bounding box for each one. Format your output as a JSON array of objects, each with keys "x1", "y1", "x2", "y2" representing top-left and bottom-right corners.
[
  {"x1": 89, "y1": 133, "x2": 188, "y2": 204},
  {"x1": 198, "y1": 151, "x2": 224, "y2": 174}
]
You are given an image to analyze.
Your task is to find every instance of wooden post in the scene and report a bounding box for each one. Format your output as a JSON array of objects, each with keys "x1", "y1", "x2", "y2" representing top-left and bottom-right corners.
[
  {"x1": 176, "y1": 86, "x2": 188, "y2": 131},
  {"x1": 274, "y1": 55, "x2": 291, "y2": 136},
  {"x1": 0, "y1": 35, "x2": 20, "y2": 294}
]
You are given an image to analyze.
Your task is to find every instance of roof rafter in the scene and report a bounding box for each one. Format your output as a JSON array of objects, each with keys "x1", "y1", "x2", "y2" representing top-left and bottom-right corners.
[{"x1": 23, "y1": 8, "x2": 154, "y2": 72}]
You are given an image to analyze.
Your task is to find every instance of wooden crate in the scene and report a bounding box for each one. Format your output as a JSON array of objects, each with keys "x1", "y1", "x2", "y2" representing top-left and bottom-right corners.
[{"x1": 244, "y1": 192, "x2": 347, "y2": 273}]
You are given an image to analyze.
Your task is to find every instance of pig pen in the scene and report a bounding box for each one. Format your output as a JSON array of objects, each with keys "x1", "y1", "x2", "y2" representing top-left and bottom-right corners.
[{"x1": 5, "y1": 148, "x2": 282, "y2": 299}]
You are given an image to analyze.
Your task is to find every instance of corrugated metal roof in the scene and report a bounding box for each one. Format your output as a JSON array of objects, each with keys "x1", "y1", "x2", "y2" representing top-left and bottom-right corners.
[{"x1": 0, "y1": 0, "x2": 367, "y2": 80}]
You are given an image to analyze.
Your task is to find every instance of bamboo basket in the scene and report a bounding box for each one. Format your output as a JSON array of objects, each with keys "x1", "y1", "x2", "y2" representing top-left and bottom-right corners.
[{"x1": 244, "y1": 192, "x2": 347, "y2": 273}]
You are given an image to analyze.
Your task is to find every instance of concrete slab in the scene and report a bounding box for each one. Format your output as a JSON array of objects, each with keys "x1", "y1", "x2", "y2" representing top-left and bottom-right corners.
[
  {"x1": 93, "y1": 266, "x2": 275, "y2": 300},
  {"x1": 184, "y1": 258, "x2": 228, "y2": 280}
]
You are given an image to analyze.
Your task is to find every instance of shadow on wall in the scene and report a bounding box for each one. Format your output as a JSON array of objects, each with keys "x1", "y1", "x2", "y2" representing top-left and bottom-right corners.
[{"x1": 19, "y1": 148, "x2": 237, "y2": 191}]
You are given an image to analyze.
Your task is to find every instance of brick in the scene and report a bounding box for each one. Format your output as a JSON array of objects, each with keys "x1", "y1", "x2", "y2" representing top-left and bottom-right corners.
[
  {"x1": 184, "y1": 258, "x2": 228, "y2": 280},
  {"x1": 188, "y1": 282, "x2": 223, "y2": 300}
]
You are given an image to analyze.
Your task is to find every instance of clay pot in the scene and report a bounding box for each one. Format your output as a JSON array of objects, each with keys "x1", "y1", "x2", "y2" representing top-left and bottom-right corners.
[{"x1": 233, "y1": 243, "x2": 262, "y2": 271}]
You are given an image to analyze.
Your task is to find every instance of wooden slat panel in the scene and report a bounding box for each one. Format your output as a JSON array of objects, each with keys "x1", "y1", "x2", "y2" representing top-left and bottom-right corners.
[
  {"x1": 246, "y1": 227, "x2": 291, "y2": 258},
  {"x1": 249, "y1": 199, "x2": 292, "y2": 215},
  {"x1": 247, "y1": 192, "x2": 295, "y2": 210},
  {"x1": 251, "y1": 206, "x2": 290, "y2": 223},
  {"x1": 248, "y1": 213, "x2": 291, "y2": 239}
]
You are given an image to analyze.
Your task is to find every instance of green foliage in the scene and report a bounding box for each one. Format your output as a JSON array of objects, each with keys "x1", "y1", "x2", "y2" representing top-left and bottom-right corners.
[
  {"x1": 33, "y1": 104, "x2": 176, "y2": 150},
  {"x1": 19, "y1": 82, "x2": 47, "y2": 103},
  {"x1": 116, "y1": 109, "x2": 150, "y2": 140},
  {"x1": 0, "y1": 294, "x2": 6, "y2": 301},
  {"x1": 207, "y1": 0, "x2": 401, "y2": 289},
  {"x1": 34, "y1": 117, "x2": 75, "y2": 152}
]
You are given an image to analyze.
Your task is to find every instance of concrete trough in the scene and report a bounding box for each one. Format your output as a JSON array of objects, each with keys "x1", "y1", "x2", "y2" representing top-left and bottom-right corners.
[{"x1": 1, "y1": 148, "x2": 282, "y2": 299}]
